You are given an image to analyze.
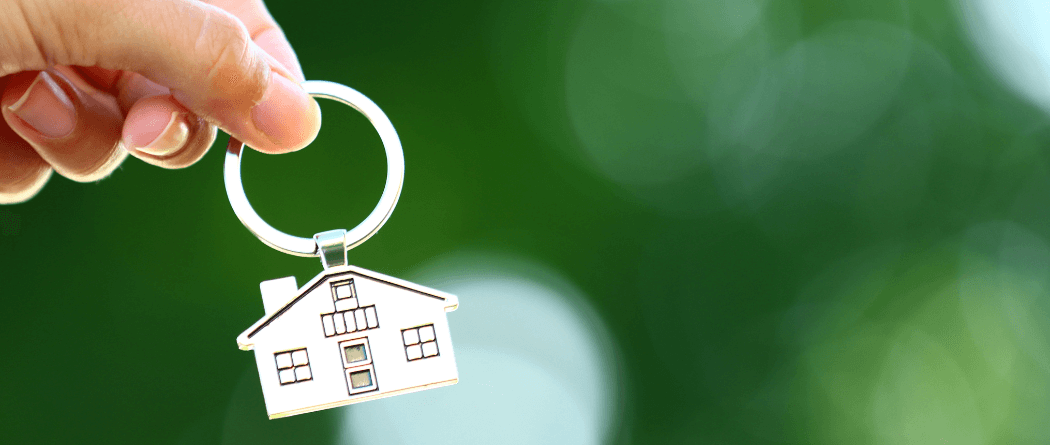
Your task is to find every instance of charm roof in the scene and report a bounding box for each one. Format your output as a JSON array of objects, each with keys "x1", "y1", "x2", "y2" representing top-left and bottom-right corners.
[{"x1": 237, "y1": 265, "x2": 457, "y2": 350}]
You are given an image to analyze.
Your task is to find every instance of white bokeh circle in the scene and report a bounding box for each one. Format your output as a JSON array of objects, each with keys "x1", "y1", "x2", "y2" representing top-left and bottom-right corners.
[
  {"x1": 958, "y1": 0, "x2": 1050, "y2": 116},
  {"x1": 339, "y1": 253, "x2": 621, "y2": 445}
]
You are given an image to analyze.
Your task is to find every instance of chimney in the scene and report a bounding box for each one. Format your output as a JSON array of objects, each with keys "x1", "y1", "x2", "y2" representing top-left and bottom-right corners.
[{"x1": 259, "y1": 276, "x2": 298, "y2": 314}]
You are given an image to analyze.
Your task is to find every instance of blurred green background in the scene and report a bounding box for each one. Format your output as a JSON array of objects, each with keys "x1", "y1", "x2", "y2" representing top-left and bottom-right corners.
[{"x1": 5, "y1": 0, "x2": 1050, "y2": 443}]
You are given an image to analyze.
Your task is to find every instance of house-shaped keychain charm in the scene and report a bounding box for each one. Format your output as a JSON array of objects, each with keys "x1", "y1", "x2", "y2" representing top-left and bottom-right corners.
[
  {"x1": 236, "y1": 264, "x2": 459, "y2": 419},
  {"x1": 223, "y1": 81, "x2": 459, "y2": 419}
]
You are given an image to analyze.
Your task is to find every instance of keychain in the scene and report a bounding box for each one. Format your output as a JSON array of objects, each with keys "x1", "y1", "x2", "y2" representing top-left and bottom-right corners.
[{"x1": 224, "y1": 81, "x2": 459, "y2": 419}]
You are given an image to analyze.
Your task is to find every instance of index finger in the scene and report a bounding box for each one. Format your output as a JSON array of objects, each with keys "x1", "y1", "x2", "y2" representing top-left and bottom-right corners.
[{"x1": 204, "y1": 0, "x2": 306, "y2": 83}]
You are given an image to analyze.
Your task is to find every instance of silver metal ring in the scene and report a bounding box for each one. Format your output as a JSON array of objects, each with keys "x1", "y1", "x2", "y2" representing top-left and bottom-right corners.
[{"x1": 224, "y1": 80, "x2": 405, "y2": 257}]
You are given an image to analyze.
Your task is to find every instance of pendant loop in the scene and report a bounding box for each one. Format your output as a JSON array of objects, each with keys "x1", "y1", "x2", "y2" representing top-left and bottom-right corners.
[
  {"x1": 223, "y1": 80, "x2": 405, "y2": 258},
  {"x1": 314, "y1": 229, "x2": 348, "y2": 269}
]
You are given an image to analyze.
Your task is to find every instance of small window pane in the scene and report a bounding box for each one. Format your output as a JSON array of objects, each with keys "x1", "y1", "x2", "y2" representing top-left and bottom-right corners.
[
  {"x1": 322, "y1": 315, "x2": 335, "y2": 336},
  {"x1": 355, "y1": 310, "x2": 366, "y2": 329},
  {"x1": 422, "y1": 341, "x2": 438, "y2": 357},
  {"x1": 365, "y1": 307, "x2": 378, "y2": 328},
  {"x1": 344, "y1": 344, "x2": 367, "y2": 364},
  {"x1": 335, "y1": 298, "x2": 358, "y2": 312},
  {"x1": 335, "y1": 284, "x2": 352, "y2": 299},
  {"x1": 406, "y1": 344, "x2": 423, "y2": 360},
  {"x1": 350, "y1": 369, "x2": 372, "y2": 388},
  {"x1": 419, "y1": 325, "x2": 435, "y2": 342},
  {"x1": 344, "y1": 312, "x2": 357, "y2": 332},
  {"x1": 275, "y1": 353, "x2": 293, "y2": 369},
  {"x1": 403, "y1": 329, "x2": 419, "y2": 345}
]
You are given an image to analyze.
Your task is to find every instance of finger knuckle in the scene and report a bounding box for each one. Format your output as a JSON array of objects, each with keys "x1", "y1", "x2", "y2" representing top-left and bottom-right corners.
[
  {"x1": 250, "y1": 23, "x2": 282, "y2": 42},
  {"x1": 1, "y1": 0, "x2": 55, "y2": 74},
  {"x1": 3, "y1": 0, "x2": 135, "y2": 73},
  {"x1": 198, "y1": 9, "x2": 267, "y2": 104},
  {"x1": 61, "y1": 147, "x2": 127, "y2": 183},
  {"x1": 0, "y1": 163, "x2": 51, "y2": 204}
]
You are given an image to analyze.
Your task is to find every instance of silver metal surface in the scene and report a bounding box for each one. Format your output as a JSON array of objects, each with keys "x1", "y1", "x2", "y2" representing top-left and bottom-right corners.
[
  {"x1": 224, "y1": 80, "x2": 405, "y2": 257},
  {"x1": 227, "y1": 80, "x2": 457, "y2": 419},
  {"x1": 314, "y1": 229, "x2": 348, "y2": 269},
  {"x1": 240, "y1": 265, "x2": 460, "y2": 419}
]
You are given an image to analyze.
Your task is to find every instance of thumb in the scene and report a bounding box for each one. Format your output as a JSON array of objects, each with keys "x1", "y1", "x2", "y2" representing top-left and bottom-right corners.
[{"x1": 2, "y1": 0, "x2": 320, "y2": 154}]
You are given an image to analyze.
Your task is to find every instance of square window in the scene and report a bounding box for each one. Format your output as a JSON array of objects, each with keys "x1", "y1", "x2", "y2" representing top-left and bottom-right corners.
[
  {"x1": 402, "y1": 324, "x2": 439, "y2": 361},
  {"x1": 349, "y1": 369, "x2": 372, "y2": 389},
  {"x1": 275, "y1": 348, "x2": 311, "y2": 385},
  {"x1": 344, "y1": 344, "x2": 367, "y2": 364},
  {"x1": 339, "y1": 338, "x2": 373, "y2": 368},
  {"x1": 345, "y1": 364, "x2": 378, "y2": 395},
  {"x1": 331, "y1": 279, "x2": 357, "y2": 300}
]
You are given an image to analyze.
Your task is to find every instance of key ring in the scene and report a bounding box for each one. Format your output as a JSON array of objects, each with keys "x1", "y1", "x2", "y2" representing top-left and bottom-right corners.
[{"x1": 224, "y1": 80, "x2": 405, "y2": 258}]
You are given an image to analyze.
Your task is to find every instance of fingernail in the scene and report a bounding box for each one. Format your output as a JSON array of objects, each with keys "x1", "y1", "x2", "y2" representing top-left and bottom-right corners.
[
  {"x1": 7, "y1": 72, "x2": 76, "y2": 139},
  {"x1": 251, "y1": 72, "x2": 315, "y2": 148},
  {"x1": 126, "y1": 112, "x2": 189, "y2": 157}
]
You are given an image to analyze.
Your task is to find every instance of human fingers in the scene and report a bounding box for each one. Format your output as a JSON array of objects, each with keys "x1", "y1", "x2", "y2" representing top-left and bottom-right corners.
[
  {"x1": 1, "y1": 70, "x2": 128, "y2": 182},
  {"x1": 122, "y1": 95, "x2": 217, "y2": 168},
  {"x1": 204, "y1": 0, "x2": 305, "y2": 82},
  {"x1": 0, "y1": 134, "x2": 51, "y2": 204},
  {"x1": 0, "y1": 79, "x2": 52, "y2": 204},
  {"x1": 71, "y1": 68, "x2": 221, "y2": 168},
  {"x1": 1, "y1": 0, "x2": 320, "y2": 154},
  {"x1": 88, "y1": 69, "x2": 218, "y2": 168},
  {"x1": 40, "y1": 67, "x2": 220, "y2": 170}
]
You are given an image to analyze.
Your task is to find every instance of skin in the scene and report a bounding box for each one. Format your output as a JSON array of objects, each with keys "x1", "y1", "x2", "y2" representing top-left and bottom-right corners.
[{"x1": 0, "y1": 0, "x2": 322, "y2": 204}]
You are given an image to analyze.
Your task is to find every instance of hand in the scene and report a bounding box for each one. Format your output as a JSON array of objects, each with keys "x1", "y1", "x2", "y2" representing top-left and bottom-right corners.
[{"x1": 0, "y1": 0, "x2": 322, "y2": 204}]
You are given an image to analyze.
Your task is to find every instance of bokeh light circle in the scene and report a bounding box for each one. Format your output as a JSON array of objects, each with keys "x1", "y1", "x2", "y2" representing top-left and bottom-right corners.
[
  {"x1": 339, "y1": 253, "x2": 621, "y2": 445},
  {"x1": 958, "y1": 0, "x2": 1050, "y2": 116},
  {"x1": 706, "y1": 20, "x2": 913, "y2": 200}
]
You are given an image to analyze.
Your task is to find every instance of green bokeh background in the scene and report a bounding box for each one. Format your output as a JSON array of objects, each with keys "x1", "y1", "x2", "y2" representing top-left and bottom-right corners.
[{"x1": 4, "y1": 0, "x2": 1050, "y2": 443}]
